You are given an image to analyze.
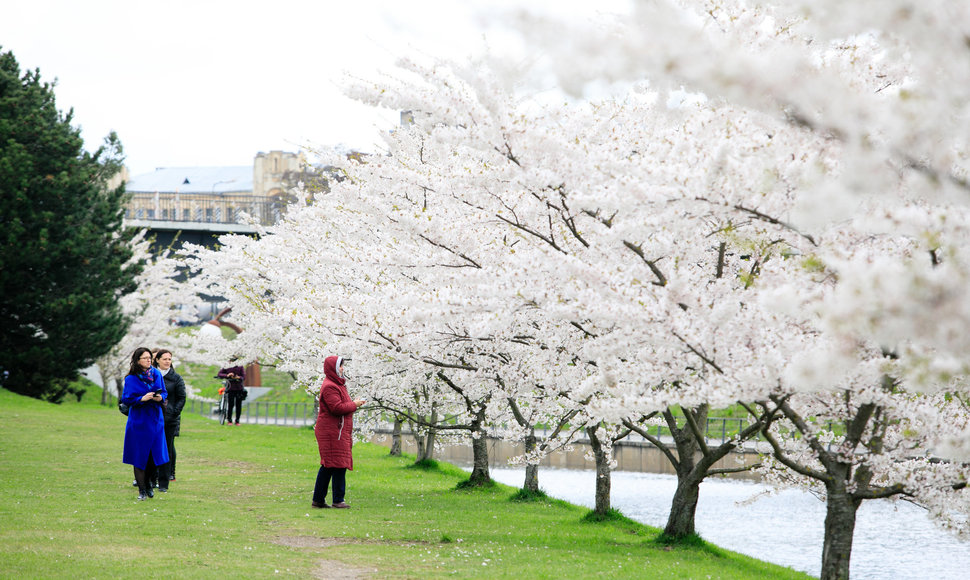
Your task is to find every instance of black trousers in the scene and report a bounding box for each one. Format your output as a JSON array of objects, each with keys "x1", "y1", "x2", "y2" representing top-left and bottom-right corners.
[
  {"x1": 144, "y1": 453, "x2": 156, "y2": 486},
  {"x1": 136, "y1": 451, "x2": 167, "y2": 490},
  {"x1": 163, "y1": 421, "x2": 177, "y2": 478},
  {"x1": 313, "y1": 467, "x2": 347, "y2": 504},
  {"x1": 145, "y1": 451, "x2": 170, "y2": 487},
  {"x1": 227, "y1": 390, "x2": 244, "y2": 423}
]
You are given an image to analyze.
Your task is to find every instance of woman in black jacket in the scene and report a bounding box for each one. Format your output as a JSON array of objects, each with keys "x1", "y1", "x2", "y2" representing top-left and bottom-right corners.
[{"x1": 153, "y1": 349, "x2": 186, "y2": 490}]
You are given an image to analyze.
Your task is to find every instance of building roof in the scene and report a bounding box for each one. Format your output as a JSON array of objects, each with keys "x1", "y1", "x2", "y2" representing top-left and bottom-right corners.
[{"x1": 126, "y1": 166, "x2": 253, "y2": 194}]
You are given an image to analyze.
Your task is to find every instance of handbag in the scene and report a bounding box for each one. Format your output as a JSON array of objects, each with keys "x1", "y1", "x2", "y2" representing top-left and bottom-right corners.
[
  {"x1": 241, "y1": 388, "x2": 248, "y2": 400},
  {"x1": 119, "y1": 402, "x2": 130, "y2": 416}
]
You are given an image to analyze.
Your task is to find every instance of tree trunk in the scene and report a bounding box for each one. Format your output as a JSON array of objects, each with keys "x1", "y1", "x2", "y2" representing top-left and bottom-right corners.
[
  {"x1": 466, "y1": 428, "x2": 491, "y2": 486},
  {"x1": 664, "y1": 474, "x2": 702, "y2": 537},
  {"x1": 414, "y1": 410, "x2": 438, "y2": 462},
  {"x1": 413, "y1": 430, "x2": 428, "y2": 461},
  {"x1": 587, "y1": 424, "x2": 612, "y2": 515},
  {"x1": 661, "y1": 405, "x2": 709, "y2": 538},
  {"x1": 820, "y1": 484, "x2": 861, "y2": 580},
  {"x1": 523, "y1": 464, "x2": 539, "y2": 492},
  {"x1": 99, "y1": 365, "x2": 108, "y2": 405},
  {"x1": 663, "y1": 431, "x2": 702, "y2": 537},
  {"x1": 389, "y1": 418, "x2": 402, "y2": 456},
  {"x1": 414, "y1": 432, "x2": 429, "y2": 461},
  {"x1": 115, "y1": 377, "x2": 123, "y2": 400},
  {"x1": 522, "y1": 430, "x2": 539, "y2": 492},
  {"x1": 422, "y1": 428, "x2": 436, "y2": 461}
]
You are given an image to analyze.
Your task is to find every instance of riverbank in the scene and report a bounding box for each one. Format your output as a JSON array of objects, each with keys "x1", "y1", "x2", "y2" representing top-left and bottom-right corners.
[
  {"x1": 0, "y1": 387, "x2": 810, "y2": 579},
  {"x1": 485, "y1": 467, "x2": 970, "y2": 580}
]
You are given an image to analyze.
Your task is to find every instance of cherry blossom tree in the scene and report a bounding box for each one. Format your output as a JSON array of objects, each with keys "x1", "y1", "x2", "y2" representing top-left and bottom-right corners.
[
  {"x1": 180, "y1": 180, "x2": 570, "y2": 486},
  {"x1": 189, "y1": 49, "x2": 807, "y2": 521},
  {"x1": 344, "y1": 15, "x2": 970, "y2": 580},
  {"x1": 182, "y1": 5, "x2": 970, "y2": 577},
  {"x1": 522, "y1": 0, "x2": 970, "y2": 390},
  {"x1": 340, "y1": 55, "x2": 826, "y2": 535},
  {"x1": 513, "y1": 1, "x2": 970, "y2": 577},
  {"x1": 97, "y1": 232, "x2": 196, "y2": 402}
]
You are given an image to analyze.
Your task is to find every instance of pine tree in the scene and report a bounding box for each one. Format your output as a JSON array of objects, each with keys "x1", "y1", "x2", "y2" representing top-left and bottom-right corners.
[{"x1": 0, "y1": 48, "x2": 140, "y2": 402}]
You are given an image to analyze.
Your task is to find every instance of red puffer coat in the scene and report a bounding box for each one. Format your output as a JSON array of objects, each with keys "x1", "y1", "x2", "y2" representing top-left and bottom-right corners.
[{"x1": 314, "y1": 356, "x2": 358, "y2": 469}]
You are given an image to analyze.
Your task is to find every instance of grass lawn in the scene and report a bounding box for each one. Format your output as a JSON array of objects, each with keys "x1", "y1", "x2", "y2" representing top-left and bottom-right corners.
[{"x1": 0, "y1": 386, "x2": 812, "y2": 579}]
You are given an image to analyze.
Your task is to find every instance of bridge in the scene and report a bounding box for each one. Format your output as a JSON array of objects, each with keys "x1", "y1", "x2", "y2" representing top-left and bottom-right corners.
[
  {"x1": 117, "y1": 151, "x2": 346, "y2": 251},
  {"x1": 119, "y1": 154, "x2": 311, "y2": 250},
  {"x1": 124, "y1": 191, "x2": 283, "y2": 250}
]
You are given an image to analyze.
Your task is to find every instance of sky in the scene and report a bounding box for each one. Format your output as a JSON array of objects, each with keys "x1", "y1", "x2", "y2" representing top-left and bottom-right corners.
[{"x1": 1, "y1": 1, "x2": 628, "y2": 177}]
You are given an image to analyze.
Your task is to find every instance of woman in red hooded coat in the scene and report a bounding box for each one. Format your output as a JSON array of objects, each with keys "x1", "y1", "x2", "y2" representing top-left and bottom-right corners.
[{"x1": 312, "y1": 356, "x2": 366, "y2": 509}]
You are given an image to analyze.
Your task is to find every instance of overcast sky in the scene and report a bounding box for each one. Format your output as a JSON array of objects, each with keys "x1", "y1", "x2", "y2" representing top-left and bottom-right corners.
[{"x1": 1, "y1": 1, "x2": 628, "y2": 176}]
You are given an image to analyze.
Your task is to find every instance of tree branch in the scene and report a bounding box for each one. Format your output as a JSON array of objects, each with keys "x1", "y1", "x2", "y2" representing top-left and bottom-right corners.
[
  {"x1": 695, "y1": 196, "x2": 817, "y2": 246},
  {"x1": 672, "y1": 331, "x2": 724, "y2": 374},
  {"x1": 769, "y1": 394, "x2": 841, "y2": 477},
  {"x1": 682, "y1": 407, "x2": 711, "y2": 456},
  {"x1": 493, "y1": 212, "x2": 567, "y2": 254},
  {"x1": 422, "y1": 357, "x2": 478, "y2": 372},
  {"x1": 549, "y1": 185, "x2": 590, "y2": 248},
  {"x1": 622, "y1": 240, "x2": 667, "y2": 286},
  {"x1": 716, "y1": 241, "x2": 726, "y2": 279},
  {"x1": 417, "y1": 233, "x2": 482, "y2": 269},
  {"x1": 708, "y1": 463, "x2": 761, "y2": 476},
  {"x1": 855, "y1": 483, "x2": 910, "y2": 500},
  {"x1": 759, "y1": 423, "x2": 831, "y2": 482},
  {"x1": 623, "y1": 418, "x2": 680, "y2": 468},
  {"x1": 569, "y1": 320, "x2": 598, "y2": 338}
]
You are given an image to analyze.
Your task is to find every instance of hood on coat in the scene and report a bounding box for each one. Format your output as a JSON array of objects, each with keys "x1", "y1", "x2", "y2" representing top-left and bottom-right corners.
[{"x1": 323, "y1": 355, "x2": 346, "y2": 386}]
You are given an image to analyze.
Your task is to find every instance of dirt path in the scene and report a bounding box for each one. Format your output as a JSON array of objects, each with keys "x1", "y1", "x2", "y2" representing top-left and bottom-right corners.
[{"x1": 274, "y1": 536, "x2": 377, "y2": 579}]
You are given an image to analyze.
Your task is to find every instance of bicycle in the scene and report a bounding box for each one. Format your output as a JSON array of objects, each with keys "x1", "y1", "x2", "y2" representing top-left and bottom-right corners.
[{"x1": 216, "y1": 379, "x2": 230, "y2": 425}]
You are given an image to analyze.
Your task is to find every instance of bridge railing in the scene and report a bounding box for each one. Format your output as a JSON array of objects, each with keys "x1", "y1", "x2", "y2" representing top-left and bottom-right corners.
[{"x1": 124, "y1": 193, "x2": 285, "y2": 227}]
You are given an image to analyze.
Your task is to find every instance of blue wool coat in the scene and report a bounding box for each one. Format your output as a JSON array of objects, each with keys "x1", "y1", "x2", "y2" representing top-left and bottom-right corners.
[{"x1": 122, "y1": 368, "x2": 170, "y2": 469}]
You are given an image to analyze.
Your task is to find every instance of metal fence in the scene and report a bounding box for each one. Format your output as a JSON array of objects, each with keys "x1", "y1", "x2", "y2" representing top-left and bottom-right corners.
[
  {"x1": 512, "y1": 417, "x2": 760, "y2": 447},
  {"x1": 177, "y1": 399, "x2": 766, "y2": 446},
  {"x1": 125, "y1": 193, "x2": 285, "y2": 227},
  {"x1": 104, "y1": 397, "x2": 835, "y2": 456},
  {"x1": 183, "y1": 398, "x2": 317, "y2": 426}
]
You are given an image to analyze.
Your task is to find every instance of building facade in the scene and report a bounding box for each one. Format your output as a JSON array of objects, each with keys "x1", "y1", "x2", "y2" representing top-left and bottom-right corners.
[{"x1": 123, "y1": 150, "x2": 313, "y2": 230}]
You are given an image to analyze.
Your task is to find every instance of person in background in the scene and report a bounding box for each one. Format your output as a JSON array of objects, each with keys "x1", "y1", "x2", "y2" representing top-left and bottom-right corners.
[
  {"x1": 312, "y1": 356, "x2": 366, "y2": 509},
  {"x1": 154, "y1": 349, "x2": 186, "y2": 487},
  {"x1": 218, "y1": 360, "x2": 246, "y2": 426},
  {"x1": 121, "y1": 347, "x2": 169, "y2": 500}
]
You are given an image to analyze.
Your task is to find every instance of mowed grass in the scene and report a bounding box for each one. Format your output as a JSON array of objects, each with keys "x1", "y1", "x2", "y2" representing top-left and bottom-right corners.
[{"x1": 0, "y1": 387, "x2": 811, "y2": 579}]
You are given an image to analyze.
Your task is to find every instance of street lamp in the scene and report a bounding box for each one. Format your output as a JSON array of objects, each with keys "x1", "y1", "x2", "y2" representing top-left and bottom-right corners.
[
  {"x1": 211, "y1": 179, "x2": 237, "y2": 224},
  {"x1": 211, "y1": 179, "x2": 236, "y2": 195}
]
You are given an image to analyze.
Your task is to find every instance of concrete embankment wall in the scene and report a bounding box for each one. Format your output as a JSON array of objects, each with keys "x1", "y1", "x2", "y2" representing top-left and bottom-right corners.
[{"x1": 368, "y1": 434, "x2": 763, "y2": 481}]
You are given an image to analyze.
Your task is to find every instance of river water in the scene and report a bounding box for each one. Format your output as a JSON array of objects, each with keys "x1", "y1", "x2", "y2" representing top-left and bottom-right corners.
[{"x1": 486, "y1": 467, "x2": 969, "y2": 579}]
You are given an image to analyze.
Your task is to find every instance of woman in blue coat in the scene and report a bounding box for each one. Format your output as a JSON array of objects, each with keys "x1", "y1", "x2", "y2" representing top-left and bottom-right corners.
[{"x1": 121, "y1": 347, "x2": 169, "y2": 500}]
